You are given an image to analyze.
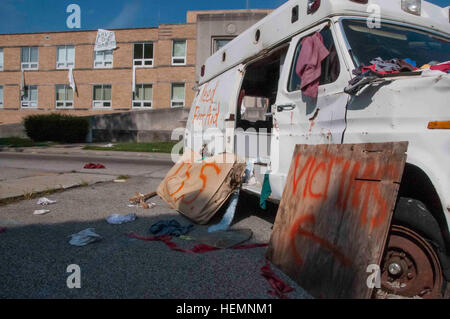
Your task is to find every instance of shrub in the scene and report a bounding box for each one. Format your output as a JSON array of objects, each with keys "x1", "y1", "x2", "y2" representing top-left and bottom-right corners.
[{"x1": 24, "y1": 114, "x2": 89, "y2": 143}]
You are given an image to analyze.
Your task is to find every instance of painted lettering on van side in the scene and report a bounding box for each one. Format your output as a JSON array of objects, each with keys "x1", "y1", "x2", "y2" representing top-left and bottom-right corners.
[{"x1": 192, "y1": 81, "x2": 222, "y2": 128}]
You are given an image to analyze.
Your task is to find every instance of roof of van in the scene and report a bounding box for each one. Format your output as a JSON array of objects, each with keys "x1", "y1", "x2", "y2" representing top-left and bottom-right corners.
[{"x1": 200, "y1": 0, "x2": 450, "y2": 84}]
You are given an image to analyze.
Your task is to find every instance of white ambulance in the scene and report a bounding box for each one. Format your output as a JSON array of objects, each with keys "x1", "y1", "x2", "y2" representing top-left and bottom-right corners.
[{"x1": 185, "y1": 0, "x2": 450, "y2": 298}]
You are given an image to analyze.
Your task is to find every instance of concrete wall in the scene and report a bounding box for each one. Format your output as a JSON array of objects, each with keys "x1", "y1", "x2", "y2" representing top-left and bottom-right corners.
[
  {"x1": 89, "y1": 107, "x2": 190, "y2": 143},
  {"x1": 0, "y1": 122, "x2": 27, "y2": 138}
]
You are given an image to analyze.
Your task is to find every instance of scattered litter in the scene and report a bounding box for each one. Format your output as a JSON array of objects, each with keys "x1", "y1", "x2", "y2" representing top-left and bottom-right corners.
[
  {"x1": 102, "y1": 143, "x2": 114, "y2": 148},
  {"x1": 129, "y1": 192, "x2": 157, "y2": 209},
  {"x1": 260, "y1": 261, "x2": 294, "y2": 299},
  {"x1": 150, "y1": 220, "x2": 193, "y2": 237},
  {"x1": 208, "y1": 190, "x2": 240, "y2": 233},
  {"x1": 37, "y1": 197, "x2": 57, "y2": 206},
  {"x1": 128, "y1": 203, "x2": 156, "y2": 209},
  {"x1": 69, "y1": 228, "x2": 102, "y2": 246},
  {"x1": 114, "y1": 179, "x2": 127, "y2": 183},
  {"x1": 33, "y1": 210, "x2": 51, "y2": 216},
  {"x1": 106, "y1": 213, "x2": 137, "y2": 225},
  {"x1": 83, "y1": 163, "x2": 106, "y2": 169},
  {"x1": 127, "y1": 232, "x2": 268, "y2": 253},
  {"x1": 0, "y1": 227, "x2": 6, "y2": 234}
]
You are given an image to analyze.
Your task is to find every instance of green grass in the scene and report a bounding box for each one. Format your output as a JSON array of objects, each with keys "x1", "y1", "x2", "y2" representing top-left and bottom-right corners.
[
  {"x1": 83, "y1": 142, "x2": 181, "y2": 154},
  {"x1": 0, "y1": 137, "x2": 58, "y2": 148}
]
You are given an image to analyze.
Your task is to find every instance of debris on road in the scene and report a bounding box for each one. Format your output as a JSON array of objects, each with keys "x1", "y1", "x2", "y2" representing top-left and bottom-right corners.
[
  {"x1": 150, "y1": 220, "x2": 193, "y2": 237},
  {"x1": 260, "y1": 261, "x2": 294, "y2": 299},
  {"x1": 69, "y1": 228, "x2": 102, "y2": 246},
  {"x1": 106, "y1": 213, "x2": 137, "y2": 225},
  {"x1": 0, "y1": 227, "x2": 6, "y2": 234},
  {"x1": 128, "y1": 232, "x2": 268, "y2": 254},
  {"x1": 36, "y1": 197, "x2": 57, "y2": 206},
  {"x1": 33, "y1": 209, "x2": 51, "y2": 215},
  {"x1": 83, "y1": 163, "x2": 106, "y2": 169},
  {"x1": 129, "y1": 191, "x2": 157, "y2": 209}
]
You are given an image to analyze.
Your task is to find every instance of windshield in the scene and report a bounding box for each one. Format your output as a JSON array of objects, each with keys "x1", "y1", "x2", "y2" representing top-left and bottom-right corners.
[{"x1": 341, "y1": 19, "x2": 450, "y2": 68}]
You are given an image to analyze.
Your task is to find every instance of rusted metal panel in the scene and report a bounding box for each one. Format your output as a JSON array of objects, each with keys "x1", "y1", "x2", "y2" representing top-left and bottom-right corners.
[{"x1": 266, "y1": 142, "x2": 408, "y2": 299}]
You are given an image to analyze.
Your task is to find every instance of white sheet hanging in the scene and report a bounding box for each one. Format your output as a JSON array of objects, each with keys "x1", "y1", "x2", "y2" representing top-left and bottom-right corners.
[
  {"x1": 94, "y1": 29, "x2": 117, "y2": 52},
  {"x1": 68, "y1": 67, "x2": 76, "y2": 92}
]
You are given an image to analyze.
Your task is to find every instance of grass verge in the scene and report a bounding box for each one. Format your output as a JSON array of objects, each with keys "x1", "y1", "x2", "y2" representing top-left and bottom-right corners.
[{"x1": 0, "y1": 137, "x2": 58, "y2": 148}]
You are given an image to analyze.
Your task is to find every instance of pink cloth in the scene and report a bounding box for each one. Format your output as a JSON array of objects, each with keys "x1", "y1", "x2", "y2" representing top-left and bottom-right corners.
[{"x1": 295, "y1": 32, "x2": 330, "y2": 98}]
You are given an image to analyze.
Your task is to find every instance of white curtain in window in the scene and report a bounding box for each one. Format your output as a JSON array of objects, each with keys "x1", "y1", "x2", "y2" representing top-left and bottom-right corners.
[
  {"x1": 57, "y1": 47, "x2": 66, "y2": 63},
  {"x1": 30, "y1": 86, "x2": 37, "y2": 101},
  {"x1": 0, "y1": 86, "x2": 3, "y2": 103},
  {"x1": 0, "y1": 49, "x2": 3, "y2": 67},
  {"x1": 172, "y1": 84, "x2": 185, "y2": 100},
  {"x1": 173, "y1": 41, "x2": 186, "y2": 57},
  {"x1": 56, "y1": 85, "x2": 65, "y2": 101},
  {"x1": 144, "y1": 85, "x2": 152, "y2": 101},
  {"x1": 103, "y1": 86, "x2": 112, "y2": 100},
  {"x1": 30, "y1": 47, "x2": 38, "y2": 62},
  {"x1": 67, "y1": 46, "x2": 75, "y2": 63}
]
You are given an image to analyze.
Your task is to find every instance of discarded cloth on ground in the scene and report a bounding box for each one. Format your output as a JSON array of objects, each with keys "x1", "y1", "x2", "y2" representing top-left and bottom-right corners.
[
  {"x1": 107, "y1": 213, "x2": 137, "y2": 225},
  {"x1": 33, "y1": 210, "x2": 50, "y2": 216},
  {"x1": 84, "y1": 163, "x2": 106, "y2": 169},
  {"x1": 295, "y1": 32, "x2": 330, "y2": 98},
  {"x1": 128, "y1": 232, "x2": 268, "y2": 253},
  {"x1": 37, "y1": 197, "x2": 57, "y2": 206},
  {"x1": 150, "y1": 220, "x2": 193, "y2": 237},
  {"x1": 0, "y1": 227, "x2": 6, "y2": 234},
  {"x1": 189, "y1": 228, "x2": 253, "y2": 249},
  {"x1": 260, "y1": 261, "x2": 294, "y2": 299},
  {"x1": 69, "y1": 228, "x2": 102, "y2": 246},
  {"x1": 157, "y1": 149, "x2": 246, "y2": 225}
]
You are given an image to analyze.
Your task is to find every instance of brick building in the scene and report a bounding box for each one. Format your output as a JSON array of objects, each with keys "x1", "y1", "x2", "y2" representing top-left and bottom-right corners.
[{"x1": 0, "y1": 10, "x2": 270, "y2": 125}]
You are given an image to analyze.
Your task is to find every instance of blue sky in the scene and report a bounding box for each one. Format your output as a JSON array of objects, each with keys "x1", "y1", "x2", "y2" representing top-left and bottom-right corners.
[{"x1": 0, "y1": 0, "x2": 449, "y2": 34}]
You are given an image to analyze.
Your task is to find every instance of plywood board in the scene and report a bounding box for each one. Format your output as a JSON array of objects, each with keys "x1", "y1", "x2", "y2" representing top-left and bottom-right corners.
[{"x1": 266, "y1": 142, "x2": 408, "y2": 299}]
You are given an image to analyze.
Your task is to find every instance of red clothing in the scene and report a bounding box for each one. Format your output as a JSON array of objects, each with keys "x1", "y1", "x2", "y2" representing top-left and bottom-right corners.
[
  {"x1": 430, "y1": 62, "x2": 450, "y2": 73},
  {"x1": 295, "y1": 32, "x2": 330, "y2": 98}
]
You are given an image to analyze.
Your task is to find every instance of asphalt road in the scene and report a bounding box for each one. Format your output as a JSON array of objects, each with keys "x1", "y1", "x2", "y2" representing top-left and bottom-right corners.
[
  {"x1": 0, "y1": 152, "x2": 172, "y2": 180},
  {"x1": 0, "y1": 152, "x2": 310, "y2": 299}
]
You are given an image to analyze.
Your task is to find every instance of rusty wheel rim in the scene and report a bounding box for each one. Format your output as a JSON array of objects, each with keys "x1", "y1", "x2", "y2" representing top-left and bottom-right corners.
[{"x1": 379, "y1": 225, "x2": 443, "y2": 299}]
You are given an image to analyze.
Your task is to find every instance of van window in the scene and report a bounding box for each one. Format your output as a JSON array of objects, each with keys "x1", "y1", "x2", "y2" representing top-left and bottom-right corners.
[
  {"x1": 237, "y1": 44, "x2": 289, "y2": 132},
  {"x1": 288, "y1": 27, "x2": 340, "y2": 92}
]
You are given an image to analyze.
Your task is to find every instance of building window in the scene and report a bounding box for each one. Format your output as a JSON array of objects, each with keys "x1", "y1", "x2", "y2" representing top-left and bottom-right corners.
[
  {"x1": 93, "y1": 84, "x2": 112, "y2": 108},
  {"x1": 133, "y1": 43, "x2": 154, "y2": 67},
  {"x1": 133, "y1": 84, "x2": 153, "y2": 108},
  {"x1": 21, "y1": 47, "x2": 39, "y2": 70},
  {"x1": 212, "y1": 37, "x2": 233, "y2": 54},
  {"x1": 56, "y1": 45, "x2": 75, "y2": 69},
  {"x1": 94, "y1": 50, "x2": 113, "y2": 68},
  {"x1": 171, "y1": 83, "x2": 185, "y2": 108},
  {"x1": 0, "y1": 49, "x2": 3, "y2": 71},
  {"x1": 55, "y1": 85, "x2": 74, "y2": 108},
  {"x1": 21, "y1": 85, "x2": 38, "y2": 108},
  {"x1": 0, "y1": 86, "x2": 3, "y2": 108},
  {"x1": 172, "y1": 40, "x2": 186, "y2": 65}
]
